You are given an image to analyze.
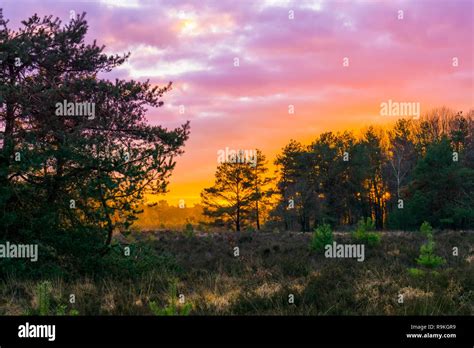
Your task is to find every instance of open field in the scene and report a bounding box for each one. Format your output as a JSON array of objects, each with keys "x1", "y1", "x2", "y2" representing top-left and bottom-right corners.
[{"x1": 1, "y1": 230, "x2": 472, "y2": 316}]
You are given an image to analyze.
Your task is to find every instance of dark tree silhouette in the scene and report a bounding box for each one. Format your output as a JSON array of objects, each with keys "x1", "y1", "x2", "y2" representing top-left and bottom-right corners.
[{"x1": 0, "y1": 12, "x2": 189, "y2": 260}]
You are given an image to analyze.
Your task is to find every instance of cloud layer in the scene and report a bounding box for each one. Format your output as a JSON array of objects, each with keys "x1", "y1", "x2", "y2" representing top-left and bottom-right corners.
[{"x1": 3, "y1": 0, "x2": 473, "y2": 204}]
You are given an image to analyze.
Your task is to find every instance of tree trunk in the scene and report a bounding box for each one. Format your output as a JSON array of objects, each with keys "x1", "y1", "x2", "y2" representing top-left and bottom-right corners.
[
  {"x1": 255, "y1": 199, "x2": 260, "y2": 230},
  {"x1": 236, "y1": 204, "x2": 240, "y2": 232}
]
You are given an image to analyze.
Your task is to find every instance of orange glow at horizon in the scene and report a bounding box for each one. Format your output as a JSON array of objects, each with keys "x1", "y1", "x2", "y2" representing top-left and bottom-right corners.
[{"x1": 152, "y1": 115, "x2": 423, "y2": 207}]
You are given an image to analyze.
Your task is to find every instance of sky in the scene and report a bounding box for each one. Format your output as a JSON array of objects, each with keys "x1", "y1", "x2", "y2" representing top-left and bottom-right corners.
[{"x1": 2, "y1": 0, "x2": 473, "y2": 206}]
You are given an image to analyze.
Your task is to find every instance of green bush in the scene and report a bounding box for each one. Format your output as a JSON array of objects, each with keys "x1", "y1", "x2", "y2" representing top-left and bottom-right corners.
[
  {"x1": 37, "y1": 281, "x2": 52, "y2": 316},
  {"x1": 408, "y1": 268, "x2": 425, "y2": 277},
  {"x1": 184, "y1": 223, "x2": 195, "y2": 238},
  {"x1": 26, "y1": 281, "x2": 79, "y2": 316},
  {"x1": 353, "y1": 218, "x2": 381, "y2": 247},
  {"x1": 55, "y1": 304, "x2": 79, "y2": 316},
  {"x1": 100, "y1": 243, "x2": 182, "y2": 279},
  {"x1": 365, "y1": 233, "x2": 381, "y2": 247},
  {"x1": 420, "y1": 221, "x2": 433, "y2": 237},
  {"x1": 149, "y1": 281, "x2": 192, "y2": 316},
  {"x1": 414, "y1": 221, "x2": 445, "y2": 269},
  {"x1": 358, "y1": 217, "x2": 375, "y2": 232},
  {"x1": 310, "y1": 224, "x2": 333, "y2": 252},
  {"x1": 416, "y1": 253, "x2": 446, "y2": 268}
]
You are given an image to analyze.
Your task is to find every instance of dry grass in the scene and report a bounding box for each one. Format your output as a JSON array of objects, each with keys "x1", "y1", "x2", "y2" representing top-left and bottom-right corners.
[{"x1": 0, "y1": 230, "x2": 472, "y2": 315}]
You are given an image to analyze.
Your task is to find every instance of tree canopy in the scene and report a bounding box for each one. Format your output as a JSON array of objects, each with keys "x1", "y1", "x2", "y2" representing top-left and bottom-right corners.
[{"x1": 0, "y1": 12, "x2": 189, "y2": 268}]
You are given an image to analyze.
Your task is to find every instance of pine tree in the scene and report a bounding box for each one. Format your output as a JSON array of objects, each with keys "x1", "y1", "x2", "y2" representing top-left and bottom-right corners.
[
  {"x1": 201, "y1": 156, "x2": 255, "y2": 231},
  {"x1": 0, "y1": 12, "x2": 189, "y2": 260}
]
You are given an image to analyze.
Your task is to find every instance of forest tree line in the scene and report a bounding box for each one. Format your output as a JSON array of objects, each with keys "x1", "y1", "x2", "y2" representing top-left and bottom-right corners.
[{"x1": 201, "y1": 108, "x2": 474, "y2": 231}]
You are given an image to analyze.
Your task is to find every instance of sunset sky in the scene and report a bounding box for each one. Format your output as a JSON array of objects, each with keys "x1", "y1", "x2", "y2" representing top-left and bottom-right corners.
[{"x1": 3, "y1": 0, "x2": 473, "y2": 205}]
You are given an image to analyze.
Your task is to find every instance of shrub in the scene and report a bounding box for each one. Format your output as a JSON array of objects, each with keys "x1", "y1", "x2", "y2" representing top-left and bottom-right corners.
[
  {"x1": 27, "y1": 281, "x2": 79, "y2": 315},
  {"x1": 100, "y1": 243, "x2": 182, "y2": 279},
  {"x1": 416, "y1": 253, "x2": 446, "y2": 268},
  {"x1": 37, "y1": 281, "x2": 52, "y2": 316},
  {"x1": 149, "y1": 281, "x2": 192, "y2": 316},
  {"x1": 414, "y1": 221, "x2": 445, "y2": 269},
  {"x1": 408, "y1": 268, "x2": 425, "y2": 277},
  {"x1": 358, "y1": 217, "x2": 375, "y2": 232},
  {"x1": 365, "y1": 233, "x2": 381, "y2": 247},
  {"x1": 310, "y1": 224, "x2": 333, "y2": 252},
  {"x1": 55, "y1": 304, "x2": 79, "y2": 316},
  {"x1": 353, "y1": 218, "x2": 381, "y2": 247},
  {"x1": 184, "y1": 223, "x2": 195, "y2": 238},
  {"x1": 420, "y1": 221, "x2": 433, "y2": 238},
  {"x1": 416, "y1": 240, "x2": 445, "y2": 268}
]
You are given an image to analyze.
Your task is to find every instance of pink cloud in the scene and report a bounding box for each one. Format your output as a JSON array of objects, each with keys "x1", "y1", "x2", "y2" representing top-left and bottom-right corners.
[{"x1": 2, "y1": 0, "x2": 472, "y2": 204}]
